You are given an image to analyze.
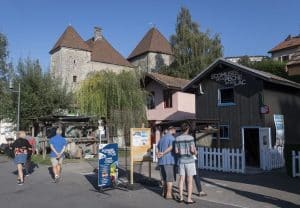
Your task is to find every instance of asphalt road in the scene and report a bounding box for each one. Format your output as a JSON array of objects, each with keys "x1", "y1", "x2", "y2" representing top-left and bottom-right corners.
[{"x1": 0, "y1": 156, "x2": 238, "y2": 208}]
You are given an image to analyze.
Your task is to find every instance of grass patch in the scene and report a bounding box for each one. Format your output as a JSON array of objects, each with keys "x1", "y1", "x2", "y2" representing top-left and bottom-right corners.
[
  {"x1": 31, "y1": 154, "x2": 82, "y2": 165},
  {"x1": 31, "y1": 155, "x2": 51, "y2": 165}
]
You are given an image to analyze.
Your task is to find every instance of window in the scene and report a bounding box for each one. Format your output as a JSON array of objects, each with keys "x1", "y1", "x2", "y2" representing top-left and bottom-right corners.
[
  {"x1": 163, "y1": 90, "x2": 172, "y2": 108},
  {"x1": 282, "y1": 55, "x2": 289, "y2": 62},
  {"x1": 73, "y1": 76, "x2": 77, "y2": 83},
  {"x1": 213, "y1": 125, "x2": 230, "y2": 139},
  {"x1": 147, "y1": 91, "x2": 155, "y2": 109},
  {"x1": 218, "y1": 88, "x2": 235, "y2": 105}
]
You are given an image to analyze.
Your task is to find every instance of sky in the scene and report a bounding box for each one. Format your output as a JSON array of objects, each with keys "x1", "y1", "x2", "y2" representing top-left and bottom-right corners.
[{"x1": 0, "y1": 0, "x2": 299, "y2": 70}]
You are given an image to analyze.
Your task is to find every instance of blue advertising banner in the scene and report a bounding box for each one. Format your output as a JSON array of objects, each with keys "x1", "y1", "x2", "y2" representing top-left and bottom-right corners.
[{"x1": 98, "y1": 143, "x2": 118, "y2": 188}]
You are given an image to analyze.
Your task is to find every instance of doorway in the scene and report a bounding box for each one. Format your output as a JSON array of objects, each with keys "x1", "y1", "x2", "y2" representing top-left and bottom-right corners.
[{"x1": 243, "y1": 128, "x2": 260, "y2": 167}]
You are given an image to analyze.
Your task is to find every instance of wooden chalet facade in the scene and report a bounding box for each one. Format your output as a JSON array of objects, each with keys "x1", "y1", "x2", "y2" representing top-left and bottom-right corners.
[{"x1": 184, "y1": 58, "x2": 300, "y2": 167}]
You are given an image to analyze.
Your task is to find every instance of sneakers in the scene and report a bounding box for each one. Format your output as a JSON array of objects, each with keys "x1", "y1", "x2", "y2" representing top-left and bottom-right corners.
[
  {"x1": 54, "y1": 175, "x2": 60, "y2": 183},
  {"x1": 17, "y1": 179, "x2": 24, "y2": 186}
]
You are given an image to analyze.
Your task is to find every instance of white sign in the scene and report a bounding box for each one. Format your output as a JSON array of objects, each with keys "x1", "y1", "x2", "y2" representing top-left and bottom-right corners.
[
  {"x1": 274, "y1": 114, "x2": 284, "y2": 147},
  {"x1": 211, "y1": 71, "x2": 246, "y2": 86}
]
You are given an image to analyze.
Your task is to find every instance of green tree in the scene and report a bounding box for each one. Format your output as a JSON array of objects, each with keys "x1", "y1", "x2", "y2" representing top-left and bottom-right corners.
[
  {"x1": 238, "y1": 58, "x2": 289, "y2": 79},
  {"x1": 159, "y1": 7, "x2": 223, "y2": 79},
  {"x1": 15, "y1": 58, "x2": 72, "y2": 129},
  {"x1": 76, "y1": 70, "x2": 147, "y2": 144},
  {"x1": 0, "y1": 33, "x2": 14, "y2": 120}
]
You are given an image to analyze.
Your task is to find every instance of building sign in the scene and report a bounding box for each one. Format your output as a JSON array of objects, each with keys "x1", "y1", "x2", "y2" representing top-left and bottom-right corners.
[
  {"x1": 98, "y1": 143, "x2": 118, "y2": 188},
  {"x1": 130, "y1": 128, "x2": 151, "y2": 162},
  {"x1": 211, "y1": 70, "x2": 246, "y2": 86},
  {"x1": 274, "y1": 114, "x2": 285, "y2": 147}
]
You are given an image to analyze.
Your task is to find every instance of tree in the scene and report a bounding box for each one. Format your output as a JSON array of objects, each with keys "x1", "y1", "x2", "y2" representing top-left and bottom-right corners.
[
  {"x1": 238, "y1": 58, "x2": 289, "y2": 79},
  {"x1": 159, "y1": 7, "x2": 223, "y2": 79},
  {"x1": 0, "y1": 33, "x2": 14, "y2": 120},
  {"x1": 15, "y1": 58, "x2": 72, "y2": 129},
  {"x1": 76, "y1": 70, "x2": 147, "y2": 144}
]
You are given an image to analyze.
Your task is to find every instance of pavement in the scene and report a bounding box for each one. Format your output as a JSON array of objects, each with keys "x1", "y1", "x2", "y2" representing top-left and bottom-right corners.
[
  {"x1": 88, "y1": 156, "x2": 300, "y2": 208},
  {"x1": 0, "y1": 155, "x2": 237, "y2": 208}
]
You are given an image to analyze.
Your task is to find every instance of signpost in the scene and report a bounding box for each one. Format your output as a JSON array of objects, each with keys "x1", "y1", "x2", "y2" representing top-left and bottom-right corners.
[
  {"x1": 130, "y1": 128, "x2": 151, "y2": 185},
  {"x1": 98, "y1": 143, "x2": 118, "y2": 189}
]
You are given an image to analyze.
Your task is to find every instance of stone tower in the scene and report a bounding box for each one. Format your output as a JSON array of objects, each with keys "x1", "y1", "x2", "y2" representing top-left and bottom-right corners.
[
  {"x1": 50, "y1": 26, "x2": 134, "y2": 91},
  {"x1": 128, "y1": 27, "x2": 173, "y2": 72}
]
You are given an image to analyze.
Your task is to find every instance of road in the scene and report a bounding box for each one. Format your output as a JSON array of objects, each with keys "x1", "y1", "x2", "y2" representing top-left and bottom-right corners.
[{"x1": 0, "y1": 156, "x2": 237, "y2": 208}]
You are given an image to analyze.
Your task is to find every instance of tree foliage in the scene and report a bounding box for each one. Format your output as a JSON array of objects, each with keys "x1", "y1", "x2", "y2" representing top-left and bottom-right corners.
[
  {"x1": 76, "y1": 70, "x2": 147, "y2": 139},
  {"x1": 238, "y1": 57, "x2": 289, "y2": 78},
  {"x1": 0, "y1": 33, "x2": 14, "y2": 120},
  {"x1": 159, "y1": 7, "x2": 223, "y2": 79},
  {"x1": 15, "y1": 58, "x2": 72, "y2": 129}
]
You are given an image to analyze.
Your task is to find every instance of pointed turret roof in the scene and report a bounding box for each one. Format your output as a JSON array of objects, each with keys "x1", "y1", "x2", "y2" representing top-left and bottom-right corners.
[
  {"x1": 86, "y1": 37, "x2": 134, "y2": 68},
  {"x1": 128, "y1": 27, "x2": 173, "y2": 60},
  {"x1": 49, "y1": 26, "x2": 91, "y2": 54}
]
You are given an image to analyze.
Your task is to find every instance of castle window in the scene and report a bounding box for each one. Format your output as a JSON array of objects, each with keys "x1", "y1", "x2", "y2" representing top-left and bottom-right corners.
[
  {"x1": 73, "y1": 76, "x2": 77, "y2": 83},
  {"x1": 73, "y1": 60, "x2": 76, "y2": 64}
]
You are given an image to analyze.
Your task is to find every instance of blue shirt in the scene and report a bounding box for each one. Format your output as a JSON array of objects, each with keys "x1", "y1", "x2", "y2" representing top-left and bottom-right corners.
[
  {"x1": 50, "y1": 135, "x2": 67, "y2": 158},
  {"x1": 157, "y1": 133, "x2": 175, "y2": 165}
]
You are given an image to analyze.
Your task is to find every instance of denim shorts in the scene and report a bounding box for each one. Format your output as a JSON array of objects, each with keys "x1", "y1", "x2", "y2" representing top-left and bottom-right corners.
[{"x1": 14, "y1": 154, "x2": 27, "y2": 164}]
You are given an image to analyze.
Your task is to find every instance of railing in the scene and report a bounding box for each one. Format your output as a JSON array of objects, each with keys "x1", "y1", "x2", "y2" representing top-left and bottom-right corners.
[
  {"x1": 261, "y1": 146, "x2": 285, "y2": 171},
  {"x1": 292, "y1": 151, "x2": 300, "y2": 178},
  {"x1": 198, "y1": 147, "x2": 245, "y2": 173}
]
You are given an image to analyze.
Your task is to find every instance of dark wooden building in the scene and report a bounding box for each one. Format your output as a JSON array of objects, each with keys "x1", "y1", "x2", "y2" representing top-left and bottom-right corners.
[{"x1": 184, "y1": 58, "x2": 300, "y2": 167}]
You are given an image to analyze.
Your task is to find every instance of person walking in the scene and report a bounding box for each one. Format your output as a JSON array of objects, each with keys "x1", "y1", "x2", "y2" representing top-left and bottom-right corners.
[
  {"x1": 50, "y1": 128, "x2": 67, "y2": 183},
  {"x1": 11, "y1": 131, "x2": 32, "y2": 185},
  {"x1": 25, "y1": 133, "x2": 36, "y2": 176},
  {"x1": 175, "y1": 123, "x2": 197, "y2": 204},
  {"x1": 156, "y1": 126, "x2": 176, "y2": 199}
]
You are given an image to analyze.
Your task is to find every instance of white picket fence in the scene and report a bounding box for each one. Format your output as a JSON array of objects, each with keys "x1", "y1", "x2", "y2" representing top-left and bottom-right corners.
[
  {"x1": 292, "y1": 151, "x2": 300, "y2": 178},
  {"x1": 198, "y1": 147, "x2": 245, "y2": 173},
  {"x1": 261, "y1": 146, "x2": 285, "y2": 171}
]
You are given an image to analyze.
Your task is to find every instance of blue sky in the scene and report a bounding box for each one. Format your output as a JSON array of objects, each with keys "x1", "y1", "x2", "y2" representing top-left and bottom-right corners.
[{"x1": 0, "y1": 0, "x2": 299, "y2": 70}]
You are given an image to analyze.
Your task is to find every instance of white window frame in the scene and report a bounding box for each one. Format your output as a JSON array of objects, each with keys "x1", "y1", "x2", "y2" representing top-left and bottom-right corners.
[
  {"x1": 217, "y1": 87, "x2": 235, "y2": 106},
  {"x1": 213, "y1": 125, "x2": 230, "y2": 140}
]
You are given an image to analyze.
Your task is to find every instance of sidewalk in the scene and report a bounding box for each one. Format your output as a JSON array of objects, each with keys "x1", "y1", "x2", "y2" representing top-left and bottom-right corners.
[{"x1": 122, "y1": 160, "x2": 300, "y2": 208}]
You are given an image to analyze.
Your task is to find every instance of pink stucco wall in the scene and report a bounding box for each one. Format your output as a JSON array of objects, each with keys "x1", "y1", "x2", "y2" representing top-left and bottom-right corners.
[{"x1": 146, "y1": 80, "x2": 195, "y2": 122}]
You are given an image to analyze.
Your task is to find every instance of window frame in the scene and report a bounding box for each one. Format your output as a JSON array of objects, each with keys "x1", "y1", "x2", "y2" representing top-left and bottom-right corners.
[
  {"x1": 147, "y1": 91, "x2": 155, "y2": 110},
  {"x1": 73, "y1": 75, "x2": 77, "y2": 83},
  {"x1": 213, "y1": 125, "x2": 230, "y2": 140},
  {"x1": 217, "y1": 87, "x2": 235, "y2": 106}
]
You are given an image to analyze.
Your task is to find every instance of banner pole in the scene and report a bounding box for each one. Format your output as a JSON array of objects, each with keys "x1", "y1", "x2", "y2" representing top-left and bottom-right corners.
[{"x1": 130, "y1": 128, "x2": 134, "y2": 185}]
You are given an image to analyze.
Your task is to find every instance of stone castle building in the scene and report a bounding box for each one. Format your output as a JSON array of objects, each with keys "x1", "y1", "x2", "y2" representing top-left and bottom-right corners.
[
  {"x1": 128, "y1": 27, "x2": 174, "y2": 72},
  {"x1": 50, "y1": 26, "x2": 135, "y2": 90},
  {"x1": 50, "y1": 26, "x2": 173, "y2": 91}
]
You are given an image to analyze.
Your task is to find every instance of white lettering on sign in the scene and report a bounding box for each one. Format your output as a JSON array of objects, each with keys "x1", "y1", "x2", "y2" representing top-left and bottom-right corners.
[{"x1": 211, "y1": 71, "x2": 246, "y2": 86}]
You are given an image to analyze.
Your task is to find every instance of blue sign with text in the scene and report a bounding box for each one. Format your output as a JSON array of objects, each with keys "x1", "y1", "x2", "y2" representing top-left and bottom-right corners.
[{"x1": 98, "y1": 143, "x2": 118, "y2": 188}]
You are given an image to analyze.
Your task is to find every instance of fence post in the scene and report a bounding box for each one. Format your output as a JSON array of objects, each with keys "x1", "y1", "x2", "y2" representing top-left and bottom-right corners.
[{"x1": 292, "y1": 151, "x2": 296, "y2": 178}]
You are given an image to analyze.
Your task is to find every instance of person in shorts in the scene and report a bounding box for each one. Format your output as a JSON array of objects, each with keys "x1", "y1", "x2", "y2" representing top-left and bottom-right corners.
[
  {"x1": 11, "y1": 131, "x2": 32, "y2": 185},
  {"x1": 175, "y1": 123, "x2": 197, "y2": 204},
  {"x1": 50, "y1": 128, "x2": 67, "y2": 183},
  {"x1": 156, "y1": 126, "x2": 176, "y2": 199}
]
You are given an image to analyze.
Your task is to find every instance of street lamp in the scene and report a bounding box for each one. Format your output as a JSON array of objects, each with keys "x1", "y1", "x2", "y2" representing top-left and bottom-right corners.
[{"x1": 9, "y1": 80, "x2": 21, "y2": 131}]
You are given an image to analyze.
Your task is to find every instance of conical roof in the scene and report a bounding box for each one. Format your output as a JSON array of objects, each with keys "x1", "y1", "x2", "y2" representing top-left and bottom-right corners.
[
  {"x1": 128, "y1": 27, "x2": 173, "y2": 60},
  {"x1": 50, "y1": 26, "x2": 91, "y2": 54}
]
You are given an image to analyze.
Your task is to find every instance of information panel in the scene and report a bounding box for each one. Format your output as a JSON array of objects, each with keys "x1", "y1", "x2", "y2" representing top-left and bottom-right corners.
[{"x1": 98, "y1": 143, "x2": 118, "y2": 188}]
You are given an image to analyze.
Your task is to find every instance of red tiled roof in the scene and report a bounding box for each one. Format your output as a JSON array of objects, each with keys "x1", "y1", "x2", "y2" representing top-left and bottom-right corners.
[
  {"x1": 86, "y1": 37, "x2": 134, "y2": 68},
  {"x1": 268, "y1": 35, "x2": 300, "y2": 53},
  {"x1": 145, "y1": 72, "x2": 189, "y2": 90},
  {"x1": 49, "y1": 26, "x2": 91, "y2": 54},
  {"x1": 128, "y1": 28, "x2": 173, "y2": 60}
]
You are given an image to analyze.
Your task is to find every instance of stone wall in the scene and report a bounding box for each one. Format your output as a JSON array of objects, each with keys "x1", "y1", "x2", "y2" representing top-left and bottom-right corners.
[
  {"x1": 51, "y1": 47, "x2": 134, "y2": 91},
  {"x1": 130, "y1": 52, "x2": 173, "y2": 72}
]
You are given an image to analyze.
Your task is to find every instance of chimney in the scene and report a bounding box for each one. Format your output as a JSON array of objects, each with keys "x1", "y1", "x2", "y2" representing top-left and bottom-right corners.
[{"x1": 94, "y1": 26, "x2": 102, "y2": 41}]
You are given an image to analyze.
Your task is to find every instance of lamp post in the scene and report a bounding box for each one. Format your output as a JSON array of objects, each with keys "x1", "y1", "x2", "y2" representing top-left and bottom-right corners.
[{"x1": 9, "y1": 80, "x2": 21, "y2": 131}]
